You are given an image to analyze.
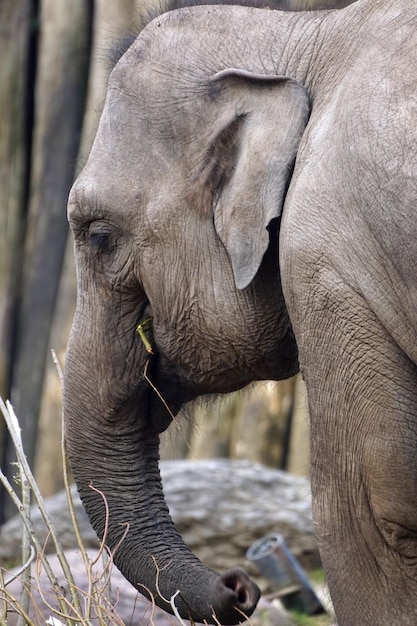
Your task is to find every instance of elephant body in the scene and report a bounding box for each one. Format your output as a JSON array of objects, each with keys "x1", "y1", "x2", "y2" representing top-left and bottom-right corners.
[{"x1": 64, "y1": 1, "x2": 417, "y2": 624}]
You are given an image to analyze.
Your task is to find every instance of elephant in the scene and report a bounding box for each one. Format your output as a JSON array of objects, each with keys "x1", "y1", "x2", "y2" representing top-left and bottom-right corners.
[
  {"x1": 144, "y1": 0, "x2": 355, "y2": 16},
  {"x1": 64, "y1": 0, "x2": 417, "y2": 624},
  {"x1": 112, "y1": 0, "x2": 356, "y2": 69}
]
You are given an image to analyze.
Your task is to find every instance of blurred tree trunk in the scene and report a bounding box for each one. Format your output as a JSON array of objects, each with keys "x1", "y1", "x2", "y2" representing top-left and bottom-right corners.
[
  {"x1": 35, "y1": 0, "x2": 138, "y2": 496},
  {"x1": 229, "y1": 380, "x2": 295, "y2": 468},
  {"x1": 0, "y1": 0, "x2": 32, "y2": 438},
  {"x1": 286, "y1": 376, "x2": 310, "y2": 476},
  {"x1": 2, "y1": 1, "x2": 93, "y2": 519},
  {"x1": 186, "y1": 394, "x2": 239, "y2": 461},
  {"x1": 0, "y1": 0, "x2": 35, "y2": 520},
  {"x1": 179, "y1": 378, "x2": 310, "y2": 477}
]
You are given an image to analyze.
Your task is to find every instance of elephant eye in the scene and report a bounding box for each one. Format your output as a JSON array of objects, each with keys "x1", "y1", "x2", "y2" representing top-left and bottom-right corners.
[
  {"x1": 89, "y1": 231, "x2": 111, "y2": 252},
  {"x1": 88, "y1": 223, "x2": 114, "y2": 254}
]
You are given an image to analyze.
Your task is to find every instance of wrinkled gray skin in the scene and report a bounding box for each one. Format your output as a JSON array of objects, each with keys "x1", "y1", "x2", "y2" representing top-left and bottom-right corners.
[
  {"x1": 118, "y1": 0, "x2": 355, "y2": 67},
  {"x1": 64, "y1": 0, "x2": 417, "y2": 624}
]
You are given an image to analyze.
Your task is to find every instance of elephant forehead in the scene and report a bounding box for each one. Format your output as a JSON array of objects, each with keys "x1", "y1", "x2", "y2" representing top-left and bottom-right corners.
[
  {"x1": 70, "y1": 101, "x2": 175, "y2": 212},
  {"x1": 103, "y1": 83, "x2": 194, "y2": 170},
  {"x1": 106, "y1": 78, "x2": 207, "y2": 148}
]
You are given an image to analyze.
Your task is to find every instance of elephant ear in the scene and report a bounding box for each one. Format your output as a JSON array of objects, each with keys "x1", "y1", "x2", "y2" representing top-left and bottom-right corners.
[{"x1": 207, "y1": 69, "x2": 310, "y2": 290}]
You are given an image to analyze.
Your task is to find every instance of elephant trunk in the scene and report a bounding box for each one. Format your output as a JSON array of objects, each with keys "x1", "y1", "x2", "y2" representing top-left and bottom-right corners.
[{"x1": 63, "y1": 391, "x2": 260, "y2": 624}]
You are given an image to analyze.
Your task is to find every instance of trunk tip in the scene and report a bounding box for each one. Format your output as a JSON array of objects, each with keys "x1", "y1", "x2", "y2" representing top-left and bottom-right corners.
[{"x1": 213, "y1": 568, "x2": 261, "y2": 624}]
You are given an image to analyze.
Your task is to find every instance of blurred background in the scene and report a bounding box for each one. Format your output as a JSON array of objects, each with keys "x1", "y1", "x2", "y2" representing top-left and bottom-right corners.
[{"x1": 0, "y1": 0, "x2": 326, "y2": 524}]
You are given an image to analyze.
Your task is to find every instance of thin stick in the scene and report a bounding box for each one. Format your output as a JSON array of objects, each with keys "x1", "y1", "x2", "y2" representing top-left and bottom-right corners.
[
  {"x1": 85, "y1": 484, "x2": 129, "y2": 622},
  {"x1": 51, "y1": 349, "x2": 64, "y2": 388},
  {"x1": 0, "y1": 586, "x2": 35, "y2": 626},
  {"x1": 143, "y1": 359, "x2": 179, "y2": 428},
  {"x1": 33, "y1": 547, "x2": 87, "y2": 625},
  {"x1": 0, "y1": 397, "x2": 82, "y2": 619},
  {"x1": 52, "y1": 349, "x2": 91, "y2": 571},
  {"x1": 17, "y1": 441, "x2": 32, "y2": 626},
  {"x1": 84, "y1": 483, "x2": 110, "y2": 621},
  {"x1": 230, "y1": 605, "x2": 253, "y2": 624},
  {"x1": 100, "y1": 548, "x2": 111, "y2": 596},
  {"x1": 170, "y1": 590, "x2": 188, "y2": 626},
  {"x1": 4, "y1": 546, "x2": 36, "y2": 587},
  {"x1": 88, "y1": 484, "x2": 111, "y2": 567},
  {"x1": 0, "y1": 569, "x2": 6, "y2": 619},
  {"x1": 136, "y1": 584, "x2": 158, "y2": 626},
  {"x1": 0, "y1": 467, "x2": 65, "y2": 611},
  {"x1": 152, "y1": 555, "x2": 172, "y2": 604}
]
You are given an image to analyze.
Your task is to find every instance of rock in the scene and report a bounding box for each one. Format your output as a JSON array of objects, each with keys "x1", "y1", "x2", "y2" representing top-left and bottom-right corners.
[
  {"x1": 162, "y1": 460, "x2": 319, "y2": 586},
  {"x1": 0, "y1": 460, "x2": 319, "y2": 594},
  {"x1": 0, "y1": 483, "x2": 98, "y2": 564}
]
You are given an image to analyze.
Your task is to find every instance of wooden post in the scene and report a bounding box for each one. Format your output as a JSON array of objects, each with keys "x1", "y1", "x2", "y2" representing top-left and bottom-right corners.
[
  {"x1": 7, "y1": 0, "x2": 92, "y2": 497},
  {"x1": 0, "y1": 0, "x2": 31, "y2": 422},
  {"x1": 0, "y1": 0, "x2": 33, "y2": 522}
]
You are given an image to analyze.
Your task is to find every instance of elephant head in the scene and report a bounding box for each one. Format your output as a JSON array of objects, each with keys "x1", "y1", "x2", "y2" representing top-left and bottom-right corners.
[
  {"x1": 65, "y1": 0, "x2": 417, "y2": 624},
  {"x1": 64, "y1": 4, "x2": 310, "y2": 622}
]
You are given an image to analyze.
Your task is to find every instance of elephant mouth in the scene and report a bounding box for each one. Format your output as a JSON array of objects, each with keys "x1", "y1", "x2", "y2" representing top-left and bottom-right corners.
[
  {"x1": 142, "y1": 351, "x2": 189, "y2": 433},
  {"x1": 134, "y1": 313, "x2": 200, "y2": 432}
]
